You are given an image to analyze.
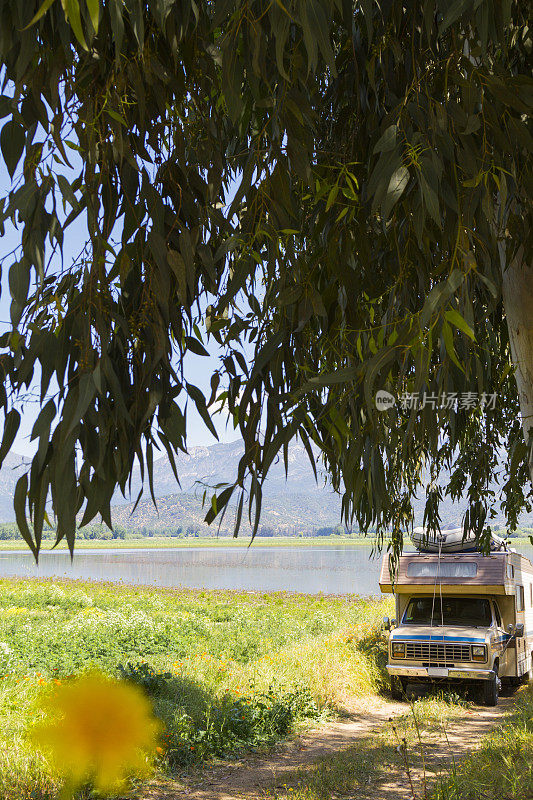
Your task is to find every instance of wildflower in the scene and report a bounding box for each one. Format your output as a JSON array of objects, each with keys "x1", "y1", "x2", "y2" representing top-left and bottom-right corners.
[{"x1": 31, "y1": 672, "x2": 161, "y2": 794}]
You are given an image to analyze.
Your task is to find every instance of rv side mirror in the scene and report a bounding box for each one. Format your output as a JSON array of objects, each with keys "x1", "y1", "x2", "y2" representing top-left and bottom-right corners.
[
  {"x1": 383, "y1": 616, "x2": 390, "y2": 631},
  {"x1": 515, "y1": 623, "x2": 524, "y2": 638},
  {"x1": 507, "y1": 623, "x2": 514, "y2": 634},
  {"x1": 391, "y1": 619, "x2": 397, "y2": 628}
]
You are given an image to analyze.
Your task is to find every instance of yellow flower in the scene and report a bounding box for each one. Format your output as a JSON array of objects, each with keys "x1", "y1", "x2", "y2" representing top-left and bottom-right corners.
[{"x1": 32, "y1": 672, "x2": 161, "y2": 794}]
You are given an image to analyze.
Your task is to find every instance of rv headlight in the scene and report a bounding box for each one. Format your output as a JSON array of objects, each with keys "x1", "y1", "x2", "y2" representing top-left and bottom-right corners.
[
  {"x1": 392, "y1": 641, "x2": 406, "y2": 658},
  {"x1": 471, "y1": 645, "x2": 487, "y2": 661}
]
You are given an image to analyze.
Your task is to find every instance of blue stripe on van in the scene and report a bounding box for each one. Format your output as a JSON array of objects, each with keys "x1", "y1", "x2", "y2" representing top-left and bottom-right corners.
[{"x1": 391, "y1": 634, "x2": 486, "y2": 643}]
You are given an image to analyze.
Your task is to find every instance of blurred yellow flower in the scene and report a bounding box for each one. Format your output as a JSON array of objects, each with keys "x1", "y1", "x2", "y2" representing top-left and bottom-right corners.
[{"x1": 32, "y1": 672, "x2": 161, "y2": 794}]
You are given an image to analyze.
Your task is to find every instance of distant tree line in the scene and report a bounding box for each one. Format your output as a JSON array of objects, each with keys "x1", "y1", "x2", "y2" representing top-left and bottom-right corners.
[
  {"x1": 0, "y1": 522, "x2": 371, "y2": 541},
  {"x1": 3, "y1": 521, "x2": 524, "y2": 543}
]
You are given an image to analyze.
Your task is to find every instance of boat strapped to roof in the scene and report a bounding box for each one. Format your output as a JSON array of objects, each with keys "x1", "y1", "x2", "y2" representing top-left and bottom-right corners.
[{"x1": 411, "y1": 526, "x2": 507, "y2": 554}]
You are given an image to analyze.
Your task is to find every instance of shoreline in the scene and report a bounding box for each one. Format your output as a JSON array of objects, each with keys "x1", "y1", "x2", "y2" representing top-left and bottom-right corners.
[
  {"x1": 0, "y1": 535, "x2": 379, "y2": 551},
  {"x1": 0, "y1": 534, "x2": 531, "y2": 552}
]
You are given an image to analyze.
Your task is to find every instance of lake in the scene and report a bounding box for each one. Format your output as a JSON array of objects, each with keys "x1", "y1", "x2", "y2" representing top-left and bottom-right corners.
[{"x1": 0, "y1": 543, "x2": 532, "y2": 595}]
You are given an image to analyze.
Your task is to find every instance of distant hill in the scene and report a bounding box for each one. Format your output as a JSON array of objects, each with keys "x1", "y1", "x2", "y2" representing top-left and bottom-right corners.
[
  {"x1": 0, "y1": 452, "x2": 31, "y2": 521},
  {"x1": 0, "y1": 440, "x2": 531, "y2": 533},
  {"x1": 110, "y1": 439, "x2": 344, "y2": 534},
  {"x1": 117, "y1": 439, "x2": 325, "y2": 501},
  {"x1": 0, "y1": 441, "x2": 345, "y2": 532},
  {"x1": 110, "y1": 489, "x2": 344, "y2": 536}
]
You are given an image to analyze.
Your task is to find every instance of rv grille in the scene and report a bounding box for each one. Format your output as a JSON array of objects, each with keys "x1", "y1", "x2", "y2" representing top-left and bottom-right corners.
[{"x1": 404, "y1": 642, "x2": 471, "y2": 662}]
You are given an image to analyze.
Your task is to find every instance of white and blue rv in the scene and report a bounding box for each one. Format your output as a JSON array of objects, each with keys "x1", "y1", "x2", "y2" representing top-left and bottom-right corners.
[{"x1": 380, "y1": 540, "x2": 533, "y2": 706}]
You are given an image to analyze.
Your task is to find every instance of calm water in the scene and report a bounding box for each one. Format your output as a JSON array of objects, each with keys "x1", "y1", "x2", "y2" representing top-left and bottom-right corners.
[{"x1": 0, "y1": 544, "x2": 531, "y2": 596}]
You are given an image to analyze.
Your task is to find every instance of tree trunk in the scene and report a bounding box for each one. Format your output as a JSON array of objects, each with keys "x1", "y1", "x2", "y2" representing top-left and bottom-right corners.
[{"x1": 501, "y1": 246, "x2": 533, "y2": 484}]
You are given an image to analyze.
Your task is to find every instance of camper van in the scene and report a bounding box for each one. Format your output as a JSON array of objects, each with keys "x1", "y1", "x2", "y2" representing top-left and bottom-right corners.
[{"x1": 380, "y1": 549, "x2": 533, "y2": 705}]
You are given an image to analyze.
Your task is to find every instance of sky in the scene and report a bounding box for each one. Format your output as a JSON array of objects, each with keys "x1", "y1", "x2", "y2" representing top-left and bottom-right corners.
[{"x1": 0, "y1": 151, "x2": 242, "y2": 458}]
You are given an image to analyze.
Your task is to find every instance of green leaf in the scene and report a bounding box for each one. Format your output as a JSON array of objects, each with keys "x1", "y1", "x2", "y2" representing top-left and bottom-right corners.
[
  {"x1": 444, "y1": 309, "x2": 475, "y2": 341},
  {"x1": 300, "y1": 0, "x2": 318, "y2": 72},
  {"x1": 305, "y1": 366, "x2": 358, "y2": 388},
  {"x1": 60, "y1": 0, "x2": 88, "y2": 49},
  {"x1": 86, "y1": 0, "x2": 99, "y2": 32},
  {"x1": 373, "y1": 124, "x2": 398, "y2": 154},
  {"x1": 442, "y1": 320, "x2": 464, "y2": 372},
  {"x1": 57, "y1": 174, "x2": 79, "y2": 211},
  {"x1": 1, "y1": 121, "x2": 25, "y2": 179},
  {"x1": 129, "y1": 0, "x2": 144, "y2": 48},
  {"x1": 204, "y1": 486, "x2": 234, "y2": 525},
  {"x1": 31, "y1": 400, "x2": 56, "y2": 441},
  {"x1": 278, "y1": 286, "x2": 303, "y2": 306},
  {"x1": 8, "y1": 260, "x2": 30, "y2": 306},
  {"x1": 222, "y1": 43, "x2": 243, "y2": 122},
  {"x1": 336, "y1": 206, "x2": 349, "y2": 222},
  {"x1": 105, "y1": 108, "x2": 127, "y2": 126},
  {"x1": 0, "y1": 409, "x2": 21, "y2": 468},
  {"x1": 186, "y1": 383, "x2": 218, "y2": 439},
  {"x1": 109, "y1": 0, "x2": 124, "y2": 59},
  {"x1": 66, "y1": 373, "x2": 96, "y2": 437},
  {"x1": 439, "y1": 0, "x2": 471, "y2": 32},
  {"x1": 0, "y1": 97, "x2": 12, "y2": 119},
  {"x1": 326, "y1": 184, "x2": 339, "y2": 211},
  {"x1": 234, "y1": 489, "x2": 245, "y2": 535},
  {"x1": 185, "y1": 336, "x2": 210, "y2": 357},
  {"x1": 419, "y1": 270, "x2": 465, "y2": 329},
  {"x1": 159, "y1": 402, "x2": 186, "y2": 451},
  {"x1": 330, "y1": 406, "x2": 351, "y2": 438},
  {"x1": 168, "y1": 250, "x2": 187, "y2": 303},
  {"x1": 14, "y1": 474, "x2": 37, "y2": 560},
  {"x1": 382, "y1": 166, "x2": 409, "y2": 219},
  {"x1": 269, "y1": 2, "x2": 291, "y2": 79},
  {"x1": 305, "y1": 0, "x2": 337, "y2": 76},
  {"x1": 359, "y1": 0, "x2": 373, "y2": 41},
  {"x1": 420, "y1": 174, "x2": 440, "y2": 226},
  {"x1": 24, "y1": 0, "x2": 57, "y2": 27}
]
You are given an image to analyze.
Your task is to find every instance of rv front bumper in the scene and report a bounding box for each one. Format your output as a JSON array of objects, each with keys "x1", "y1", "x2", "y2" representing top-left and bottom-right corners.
[{"x1": 387, "y1": 664, "x2": 494, "y2": 681}]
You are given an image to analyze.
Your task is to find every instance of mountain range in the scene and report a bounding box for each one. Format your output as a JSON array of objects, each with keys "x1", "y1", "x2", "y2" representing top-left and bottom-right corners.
[{"x1": 0, "y1": 440, "x2": 530, "y2": 533}]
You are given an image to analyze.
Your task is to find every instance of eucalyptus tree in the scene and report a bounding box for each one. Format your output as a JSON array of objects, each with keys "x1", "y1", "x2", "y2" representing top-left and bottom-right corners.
[{"x1": 0, "y1": 0, "x2": 531, "y2": 557}]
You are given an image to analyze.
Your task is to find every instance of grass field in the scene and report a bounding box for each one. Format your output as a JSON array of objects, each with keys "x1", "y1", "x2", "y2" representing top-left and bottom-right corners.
[
  {"x1": 0, "y1": 535, "x2": 531, "y2": 551},
  {"x1": 0, "y1": 536, "x2": 379, "y2": 551},
  {"x1": 0, "y1": 578, "x2": 394, "y2": 799}
]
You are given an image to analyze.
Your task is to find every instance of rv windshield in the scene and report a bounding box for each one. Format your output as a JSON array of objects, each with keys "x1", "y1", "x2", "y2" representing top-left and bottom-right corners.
[{"x1": 403, "y1": 597, "x2": 492, "y2": 627}]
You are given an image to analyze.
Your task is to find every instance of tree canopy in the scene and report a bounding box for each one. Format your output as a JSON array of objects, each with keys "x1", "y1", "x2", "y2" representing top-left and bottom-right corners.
[{"x1": 0, "y1": 0, "x2": 531, "y2": 558}]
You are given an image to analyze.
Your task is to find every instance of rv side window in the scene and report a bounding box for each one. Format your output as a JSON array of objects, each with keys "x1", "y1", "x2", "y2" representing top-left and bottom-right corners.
[
  {"x1": 507, "y1": 565, "x2": 514, "y2": 579},
  {"x1": 516, "y1": 585, "x2": 525, "y2": 613},
  {"x1": 493, "y1": 602, "x2": 502, "y2": 628}
]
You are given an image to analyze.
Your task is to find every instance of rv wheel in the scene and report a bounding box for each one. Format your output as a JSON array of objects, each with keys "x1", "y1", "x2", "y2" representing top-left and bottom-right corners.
[
  {"x1": 390, "y1": 676, "x2": 406, "y2": 701},
  {"x1": 483, "y1": 668, "x2": 500, "y2": 707}
]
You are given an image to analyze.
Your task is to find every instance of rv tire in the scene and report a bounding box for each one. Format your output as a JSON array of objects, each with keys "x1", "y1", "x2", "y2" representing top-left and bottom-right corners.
[{"x1": 483, "y1": 669, "x2": 499, "y2": 707}]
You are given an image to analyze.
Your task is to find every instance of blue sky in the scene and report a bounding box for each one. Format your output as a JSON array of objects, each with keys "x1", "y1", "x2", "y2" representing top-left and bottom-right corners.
[{"x1": 0, "y1": 155, "x2": 242, "y2": 458}]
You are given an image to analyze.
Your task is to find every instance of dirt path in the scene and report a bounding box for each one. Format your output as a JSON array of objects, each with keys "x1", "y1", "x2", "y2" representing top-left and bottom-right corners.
[
  {"x1": 356, "y1": 695, "x2": 513, "y2": 800},
  {"x1": 140, "y1": 692, "x2": 513, "y2": 800}
]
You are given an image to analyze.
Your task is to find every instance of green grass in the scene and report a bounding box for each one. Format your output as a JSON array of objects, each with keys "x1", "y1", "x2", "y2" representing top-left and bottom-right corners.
[
  {"x1": 1, "y1": 535, "x2": 530, "y2": 551},
  {"x1": 0, "y1": 535, "x2": 381, "y2": 550},
  {"x1": 0, "y1": 578, "x2": 393, "y2": 799},
  {"x1": 433, "y1": 684, "x2": 533, "y2": 799}
]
